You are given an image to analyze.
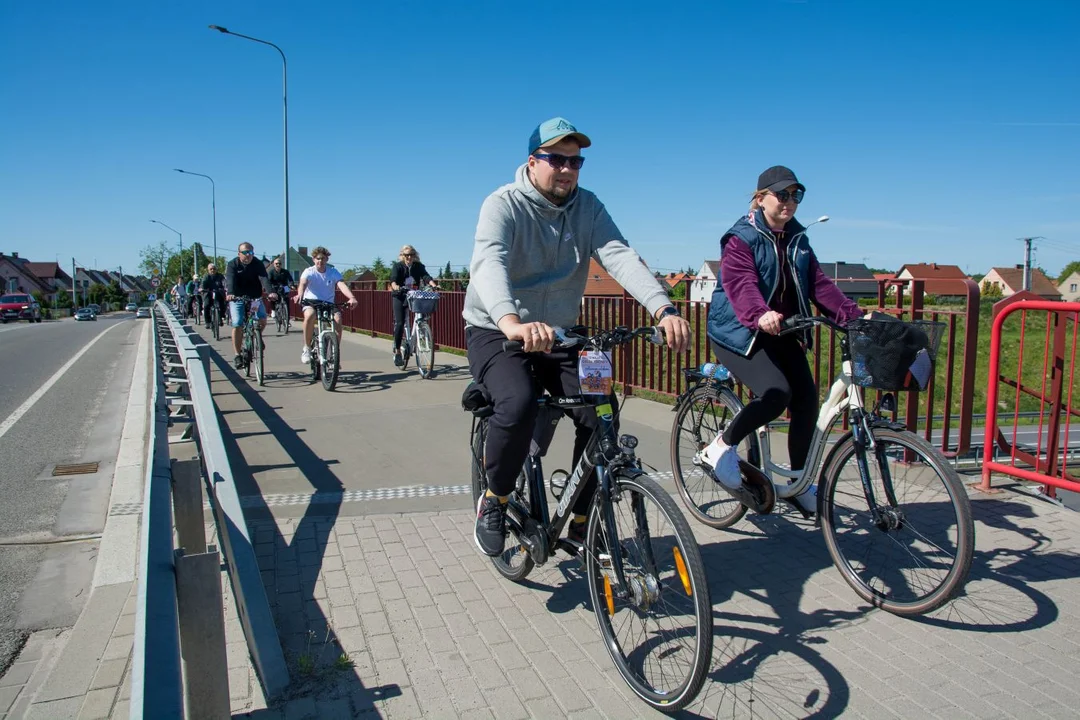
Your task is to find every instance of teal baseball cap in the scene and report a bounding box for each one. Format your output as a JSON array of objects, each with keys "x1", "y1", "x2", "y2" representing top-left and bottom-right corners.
[{"x1": 528, "y1": 117, "x2": 592, "y2": 155}]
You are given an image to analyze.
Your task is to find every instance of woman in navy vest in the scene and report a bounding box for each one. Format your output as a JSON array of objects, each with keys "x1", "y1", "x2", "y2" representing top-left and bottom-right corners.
[{"x1": 703, "y1": 166, "x2": 863, "y2": 514}]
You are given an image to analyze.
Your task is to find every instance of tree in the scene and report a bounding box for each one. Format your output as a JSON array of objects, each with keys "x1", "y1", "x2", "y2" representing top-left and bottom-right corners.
[
  {"x1": 88, "y1": 282, "x2": 108, "y2": 306},
  {"x1": 370, "y1": 257, "x2": 392, "y2": 287},
  {"x1": 107, "y1": 280, "x2": 127, "y2": 305},
  {"x1": 981, "y1": 279, "x2": 1003, "y2": 299},
  {"x1": 1058, "y1": 261, "x2": 1080, "y2": 283},
  {"x1": 442, "y1": 261, "x2": 452, "y2": 279}
]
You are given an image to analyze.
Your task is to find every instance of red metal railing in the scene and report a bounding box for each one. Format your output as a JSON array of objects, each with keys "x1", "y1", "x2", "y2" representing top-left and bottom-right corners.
[
  {"x1": 980, "y1": 300, "x2": 1080, "y2": 496},
  {"x1": 295, "y1": 277, "x2": 981, "y2": 447}
]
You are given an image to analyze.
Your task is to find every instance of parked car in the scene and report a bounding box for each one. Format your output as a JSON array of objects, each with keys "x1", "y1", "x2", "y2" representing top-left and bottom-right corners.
[
  {"x1": 125, "y1": 303, "x2": 137, "y2": 312},
  {"x1": 0, "y1": 293, "x2": 42, "y2": 323},
  {"x1": 88, "y1": 303, "x2": 101, "y2": 316},
  {"x1": 74, "y1": 307, "x2": 97, "y2": 322},
  {"x1": 136, "y1": 307, "x2": 151, "y2": 319}
]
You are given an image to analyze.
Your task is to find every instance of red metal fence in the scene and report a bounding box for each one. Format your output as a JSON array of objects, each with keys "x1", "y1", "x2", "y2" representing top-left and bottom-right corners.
[
  {"x1": 297, "y1": 277, "x2": 982, "y2": 451},
  {"x1": 980, "y1": 300, "x2": 1080, "y2": 496}
]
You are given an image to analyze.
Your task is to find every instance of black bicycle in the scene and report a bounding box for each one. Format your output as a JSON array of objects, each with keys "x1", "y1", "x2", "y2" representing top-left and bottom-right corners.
[
  {"x1": 304, "y1": 300, "x2": 346, "y2": 391},
  {"x1": 209, "y1": 292, "x2": 223, "y2": 341},
  {"x1": 466, "y1": 325, "x2": 712, "y2": 712},
  {"x1": 235, "y1": 296, "x2": 266, "y2": 386},
  {"x1": 274, "y1": 289, "x2": 291, "y2": 335}
]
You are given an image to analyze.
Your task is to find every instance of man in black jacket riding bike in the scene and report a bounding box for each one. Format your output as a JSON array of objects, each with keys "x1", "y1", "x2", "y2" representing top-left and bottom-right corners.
[
  {"x1": 200, "y1": 262, "x2": 226, "y2": 329},
  {"x1": 225, "y1": 243, "x2": 277, "y2": 369},
  {"x1": 267, "y1": 257, "x2": 292, "y2": 320}
]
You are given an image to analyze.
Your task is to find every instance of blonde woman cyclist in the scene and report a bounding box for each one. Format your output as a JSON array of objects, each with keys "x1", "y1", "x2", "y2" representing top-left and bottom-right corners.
[{"x1": 389, "y1": 244, "x2": 438, "y2": 367}]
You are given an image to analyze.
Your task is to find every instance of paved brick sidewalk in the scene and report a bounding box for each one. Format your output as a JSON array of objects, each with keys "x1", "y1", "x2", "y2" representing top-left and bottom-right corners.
[{"x1": 230, "y1": 486, "x2": 1080, "y2": 719}]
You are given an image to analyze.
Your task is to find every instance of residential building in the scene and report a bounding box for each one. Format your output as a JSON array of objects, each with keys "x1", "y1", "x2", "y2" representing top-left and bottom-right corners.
[
  {"x1": 981, "y1": 266, "x2": 1062, "y2": 301},
  {"x1": 0, "y1": 252, "x2": 53, "y2": 296},
  {"x1": 584, "y1": 258, "x2": 621, "y2": 296},
  {"x1": 817, "y1": 262, "x2": 878, "y2": 301},
  {"x1": 689, "y1": 260, "x2": 719, "y2": 303},
  {"x1": 1058, "y1": 271, "x2": 1080, "y2": 302},
  {"x1": 896, "y1": 262, "x2": 970, "y2": 298},
  {"x1": 267, "y1": 246, "x2": 314, "y2": 283},
  {"x1": 24, "y1": 262, "x2": 74, "y2": 304}
]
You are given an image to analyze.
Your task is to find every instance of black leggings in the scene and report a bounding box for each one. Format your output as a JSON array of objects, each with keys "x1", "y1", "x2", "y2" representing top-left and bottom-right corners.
[
  {"x1": 712, "y1": 335, "x2": 818, "y2": 471},
  {"x1": 391, "y1": 293, "x2": 408, "y2": 351},
  {"x1": 467, "y1": 327, "x2": 614, "y2": 516}
]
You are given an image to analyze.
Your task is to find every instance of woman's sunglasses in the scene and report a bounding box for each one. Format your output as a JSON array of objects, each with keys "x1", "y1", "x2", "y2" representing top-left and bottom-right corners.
[
  {"x1": 772, "y1": 188, "x2": 805, "y2": 204},
  {"x1": 532, "y1": 153, "x2": 586, "y2": 170}
]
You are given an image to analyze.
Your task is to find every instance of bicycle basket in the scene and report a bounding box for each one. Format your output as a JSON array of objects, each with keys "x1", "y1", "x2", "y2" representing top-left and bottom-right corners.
[
  {"x1": 847, "y1": 318, "x2": 945, "y2": 391},
  {"x1": 407, "y1": 290, "x2": 440, "y2": 315}
]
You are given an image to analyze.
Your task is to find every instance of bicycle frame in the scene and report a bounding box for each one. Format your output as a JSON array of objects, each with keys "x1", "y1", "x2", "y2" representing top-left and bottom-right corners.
[
  {"x1": 755, "y1": 360, "x2": 865, "y2": 500},
  {"x1": 313, "y1": 307, "x2": 338, "y2": 364},
  {"x1": 505, "y1": 393, "x2": 639, "y2": 597}
]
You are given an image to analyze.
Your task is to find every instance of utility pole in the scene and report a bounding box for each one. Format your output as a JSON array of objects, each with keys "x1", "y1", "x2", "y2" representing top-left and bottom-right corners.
[
  {"x1": 71, "y1": 258, "x2": 77, "y2": 309},
  {"x1": 1018, "y1": 237, "x2": 1045, "y2": 292}
]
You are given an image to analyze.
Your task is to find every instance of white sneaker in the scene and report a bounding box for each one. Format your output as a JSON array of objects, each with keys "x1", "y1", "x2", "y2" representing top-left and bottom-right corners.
[
  {"x1": 705, "y1": 443, "x2": 742, "y2": 490},
  {"x1": 270, "y1": 310, "x2": 276, "y2": 319},
  {"x1": 301, "y1": 347, "x2": 311, "y2": 364}
]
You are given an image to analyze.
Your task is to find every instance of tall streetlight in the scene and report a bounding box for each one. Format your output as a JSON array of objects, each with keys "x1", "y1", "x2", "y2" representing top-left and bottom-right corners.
[
  {"x1": 150, "y1": 219, "x2": 184, "y2": 278},
  {"x1": 174, "y1": 169, "x2": 217, "y2": 267},
  {"x1": 209, "y1": 24, "x2": 291, "y2": 278}
]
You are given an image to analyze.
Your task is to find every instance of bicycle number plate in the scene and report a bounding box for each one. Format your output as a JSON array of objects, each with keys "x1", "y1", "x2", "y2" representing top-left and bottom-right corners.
[{"x1": 578, "y1": 350, "x2": 613, "y2": 395}]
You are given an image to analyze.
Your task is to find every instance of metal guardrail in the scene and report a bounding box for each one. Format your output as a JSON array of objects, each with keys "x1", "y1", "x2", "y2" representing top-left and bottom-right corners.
[
  {"x1": 130, "y1": 303, "x2": 288, "y2": 718},
  {"x1": 130, "y1": 304, "x2": 183, "y2": 717}
]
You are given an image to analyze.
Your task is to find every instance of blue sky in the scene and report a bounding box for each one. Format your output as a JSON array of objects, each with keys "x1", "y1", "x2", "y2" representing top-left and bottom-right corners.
[{"x1": 2, "y1": 0, "x2": 1078, "y2": 279}]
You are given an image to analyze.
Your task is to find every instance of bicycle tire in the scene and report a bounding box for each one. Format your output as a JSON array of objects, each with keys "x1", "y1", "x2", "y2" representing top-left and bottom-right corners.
[
  {"x1": 470, "y1": 419, "x2": 534, "y2": 582},
  {"x1": 243, "y1": 329, "x2": 252, "y2": 378},
  {"x1": 321, "y1": 333, "x2": 339, "y2": 391},
  {"x1": 819, "y1": 426, "x2": 975, "y2": 616},
  {"x1": 309, "y1": 336, "x2": 321, "y2": 382},
  {"x1": 276, "y1": 307, "x2": 286, "y2": 335},
  {"x1": 415, "y1": 320, "x2": 434, "y2": 379},
  {"x1": 212, "y1": 305, "x2": 221, "y2": 341},
  {"x1": 670, "y1": 384, "x2": 753, "y2": 529},
  {"x1": 254, "y1": 330, "x2": 265, "y2": 386},
  {"x1": 584, "y1": 471, "x2": 712, "y2": 712}
]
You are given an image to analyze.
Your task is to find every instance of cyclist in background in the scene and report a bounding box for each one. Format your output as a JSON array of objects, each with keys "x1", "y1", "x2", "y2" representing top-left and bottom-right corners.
[
  {"x1": 185, "y1": 274, "x2": 199, "y2": 320},
  {"x1": 224, "y1": 242, "x2": 277, "y2": 369},
  {"x1": 389, "y1": 244, "x2": 438, "y2": 368},
  {"x1": 703, "y1": 165, "x2": 863, "y2": 513},
  {"x1": 200, "y1": 262, "x2": 226, "y2": 329},
  {"x1": 464, "y1": 116, "x2": 690, "y2": 557},
  {"x1": 267, "y1": 257, "x2": 292, "y2": 320},
  {"x1": 297, "y1": 246, "x2": 358, "y2": 365},
  {"x1": 173, "y1": 276, "x2": 187, "y2": 315}
]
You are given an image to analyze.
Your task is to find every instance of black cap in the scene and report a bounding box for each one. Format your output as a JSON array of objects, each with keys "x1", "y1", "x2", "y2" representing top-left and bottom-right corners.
[{"x1": 757, "y1": 166, "x2": 806, "y2": 193}]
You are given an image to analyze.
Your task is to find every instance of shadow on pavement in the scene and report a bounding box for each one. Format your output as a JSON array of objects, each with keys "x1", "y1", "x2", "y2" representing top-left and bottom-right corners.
[{"x1": 211, "y1": 353, "x2": 398, "y2": 715}]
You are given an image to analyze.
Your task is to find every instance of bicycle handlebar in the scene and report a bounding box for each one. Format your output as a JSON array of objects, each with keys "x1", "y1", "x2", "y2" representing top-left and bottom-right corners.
[
  {"x1": 502, "y1": 324, "x2": 665, "y2": 353},
  {"x1": 779, "y1": 314, "x2": 845, "y2": 335}
]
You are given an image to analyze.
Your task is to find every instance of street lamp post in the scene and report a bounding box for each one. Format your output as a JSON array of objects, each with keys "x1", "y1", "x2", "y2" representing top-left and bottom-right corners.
[
  {"x1": 150, "y1": 219, "x2": 183, "y2": 279},
  {"x1": 175, "y1": 169, "x2": 217, "y2": 267},
  {"x1": 209, "y1": 24, "x2": 291, "y2": 278}
]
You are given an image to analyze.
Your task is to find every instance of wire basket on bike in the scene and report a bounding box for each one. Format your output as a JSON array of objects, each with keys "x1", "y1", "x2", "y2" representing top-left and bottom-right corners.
[
  {"x1": 406, "y1": 289, "x2": 440, "y2": 315},
  {"x1": 846, "y1": 318, "x2": 945, "y2": 391}
]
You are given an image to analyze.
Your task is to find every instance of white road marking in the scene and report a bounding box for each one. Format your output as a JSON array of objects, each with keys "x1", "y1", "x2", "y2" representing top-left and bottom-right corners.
[{"x1": 0, "y1": 322, "x2": 125, "y2": 442}]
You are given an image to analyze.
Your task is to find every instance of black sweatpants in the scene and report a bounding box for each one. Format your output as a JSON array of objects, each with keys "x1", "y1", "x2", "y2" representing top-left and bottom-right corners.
[
  {"x1": 467, "y1": 327, "x2": 613, "y2": 516},
  {"x1": 712, "y1": 334, "x2": 818, "y2": 471},
  {"x1": 391, "y1": 293, "x2": 408, "y2": 351}
]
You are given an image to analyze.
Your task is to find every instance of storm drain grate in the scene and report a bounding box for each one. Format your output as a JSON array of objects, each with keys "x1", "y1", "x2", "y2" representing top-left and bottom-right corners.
[{"x1": 52, "y1": 462, "x2": 100, "y2": 477}]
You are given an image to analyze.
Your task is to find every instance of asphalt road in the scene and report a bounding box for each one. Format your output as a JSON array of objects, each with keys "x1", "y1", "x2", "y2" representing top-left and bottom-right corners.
[{"x1": 0, "y1": 314, "x2": 145, "y2": 674}]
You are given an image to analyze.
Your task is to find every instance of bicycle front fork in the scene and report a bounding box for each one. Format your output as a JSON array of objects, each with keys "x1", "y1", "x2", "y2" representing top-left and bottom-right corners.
[{"x1": 850, "y1": 410, "x2": 903, "y2": 530}]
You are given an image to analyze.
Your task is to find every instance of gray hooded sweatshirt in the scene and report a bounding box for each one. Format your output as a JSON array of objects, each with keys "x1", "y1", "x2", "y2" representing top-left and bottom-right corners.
[{"x1": 463, "y1": 163, "x2": 670, "y2": 331}]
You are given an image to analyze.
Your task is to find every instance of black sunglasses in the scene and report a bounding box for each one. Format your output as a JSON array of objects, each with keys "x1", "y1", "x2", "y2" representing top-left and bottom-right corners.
[
  {"x1": 402, "y1": 253, "x2": 415, "y2": 258},
  {"x1": 533, "y1": 153, "x2": 585, "y2": 170},
  {"x1": 772, "y1": 188, "x2": 805, "y2": 204},
  {"x1": 239, "y1": 249, "x2": 253, "y2": 256}
]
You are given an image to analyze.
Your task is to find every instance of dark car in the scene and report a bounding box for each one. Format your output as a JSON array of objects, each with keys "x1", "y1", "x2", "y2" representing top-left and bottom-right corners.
[
  {"x1": 74, "y1": 307, "x2": 96, "y2": 322},
  {"x1": 88, "y1": 303, "x2": 101, "y2": 316},
  {"x1": 0, "y1": 293, "x2": 42, "y2": 323}
]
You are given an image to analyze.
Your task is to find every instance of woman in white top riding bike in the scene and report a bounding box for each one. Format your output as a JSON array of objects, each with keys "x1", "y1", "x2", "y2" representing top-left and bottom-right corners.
[
  {"x1": 297, "y1": 246, "x2": 358, "y2": 365},
  {"x1": 704, "y1": 166, "x2": 864, "y2": 514}
]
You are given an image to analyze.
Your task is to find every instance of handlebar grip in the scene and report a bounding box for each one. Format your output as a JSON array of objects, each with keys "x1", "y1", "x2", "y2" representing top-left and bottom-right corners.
[
  {"x1": 502, "y1": 340, "x2": 523, "y2": 352},
  {"x1": 780, "y1": 315, "x2": 806, "y2": 332}
]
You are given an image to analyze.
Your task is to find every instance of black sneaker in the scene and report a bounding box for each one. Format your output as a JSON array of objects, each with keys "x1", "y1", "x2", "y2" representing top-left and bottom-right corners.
[
  {"x1": 474, "y1": 494, "x2": 506, "y2": 557},
  {"x1": 567, "y1": 519, "x2": 587, "y2": 546},
  {"x1": 234, "y1": 354, "x2": 244, "y2": 369},
  {"x1": 394, "y1": 351, "x2": 404, "y2": 368}
]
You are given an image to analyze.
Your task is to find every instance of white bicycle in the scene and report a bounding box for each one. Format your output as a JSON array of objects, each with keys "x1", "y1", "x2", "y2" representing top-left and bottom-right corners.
[
  {"x1": 670, "y1": 314, "x2": 974, "y2": 615},
  {"x1": 400, "y1": 289, "x2": 439, "y2": 379}
]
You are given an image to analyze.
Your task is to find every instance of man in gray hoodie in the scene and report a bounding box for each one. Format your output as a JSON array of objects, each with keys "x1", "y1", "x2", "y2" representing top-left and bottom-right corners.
[{"x1": 465, "y1": 117, "x2": 690, "y2": 557}]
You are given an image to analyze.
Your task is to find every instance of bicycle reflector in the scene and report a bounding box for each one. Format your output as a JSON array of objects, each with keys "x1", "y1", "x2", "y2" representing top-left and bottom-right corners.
[
  {"x1": 603, "y1": 576, "x2": 616, "y2": 616},
  {"x1": 673, "y1": 547, "x2": 693, "y2": 596}
]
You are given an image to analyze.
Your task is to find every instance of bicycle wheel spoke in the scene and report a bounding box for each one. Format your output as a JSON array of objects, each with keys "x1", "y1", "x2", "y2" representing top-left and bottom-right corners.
[
  {"x1": 587, "y1": 474, "x2": 710, "y2": 709},
  {"x1": 822, "y1": 428, "x2": 973, "y2": 614}
]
